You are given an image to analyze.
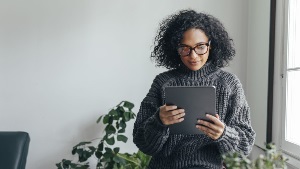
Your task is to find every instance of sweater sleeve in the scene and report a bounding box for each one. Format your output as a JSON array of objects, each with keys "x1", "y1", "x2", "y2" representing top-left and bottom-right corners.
[
  {"x1": 133, "y1": 76, "x2": 169, "y2": 156},
  {"x1": 216, "y1": 77, "x2": 256, "y2": 156}
]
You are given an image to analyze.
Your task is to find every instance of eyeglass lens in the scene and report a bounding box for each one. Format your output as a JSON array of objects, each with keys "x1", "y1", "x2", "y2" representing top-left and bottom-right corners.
[{"x1": 178, "y1": 43, "x2": 209, "y2": 56}]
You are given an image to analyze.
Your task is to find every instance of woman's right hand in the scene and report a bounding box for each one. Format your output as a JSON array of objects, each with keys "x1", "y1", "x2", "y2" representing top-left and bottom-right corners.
[{"x1": 159, "y1": 105, "x2": 185, "y2": 125}]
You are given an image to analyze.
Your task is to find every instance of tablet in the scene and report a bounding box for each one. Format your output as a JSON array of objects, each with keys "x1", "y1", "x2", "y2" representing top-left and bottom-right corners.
[{"x1": 165, "y1": 86, "x2": 216, "y2": 134}]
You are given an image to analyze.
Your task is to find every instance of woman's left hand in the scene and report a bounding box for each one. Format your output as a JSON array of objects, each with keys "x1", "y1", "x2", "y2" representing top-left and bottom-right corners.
[{"x1": 196, "y1": 114, "x2": 224, "y2": 140}]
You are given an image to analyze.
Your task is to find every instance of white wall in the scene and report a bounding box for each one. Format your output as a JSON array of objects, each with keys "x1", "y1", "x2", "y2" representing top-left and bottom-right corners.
[
  {"x1": 246, "y1": 0, "x2": 270, "y2": 148},
  {"x1": 0, "y1": 1, "x2": 249, "y2": 168}
]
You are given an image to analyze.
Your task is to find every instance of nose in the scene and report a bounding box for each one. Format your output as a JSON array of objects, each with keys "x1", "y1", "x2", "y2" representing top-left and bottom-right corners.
[{"x1": 189, "y1": 50, "x2": 198, "y2": 59}]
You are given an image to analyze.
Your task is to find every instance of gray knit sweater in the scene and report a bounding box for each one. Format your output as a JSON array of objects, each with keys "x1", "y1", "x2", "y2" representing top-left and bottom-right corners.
[{"x1": 133, "y1": 63, "x2": 256, "y2": 169}]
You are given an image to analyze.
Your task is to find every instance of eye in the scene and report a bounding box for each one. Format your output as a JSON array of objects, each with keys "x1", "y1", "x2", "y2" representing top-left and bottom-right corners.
[
  {"x1": 179, "y1": 46, "x2": 189, "y2": 51},
  {"x1": 178, "y1": 46, "x2": 191, "y2": 56},
  {"x1": 195, "y1": 45, "x2": 206, "y2": 50}
]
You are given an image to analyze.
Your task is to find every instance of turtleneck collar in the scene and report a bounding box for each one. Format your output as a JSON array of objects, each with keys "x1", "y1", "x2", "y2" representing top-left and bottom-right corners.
[{"x1": 178, "y1": 62, "x2": 218, "y2": 79}]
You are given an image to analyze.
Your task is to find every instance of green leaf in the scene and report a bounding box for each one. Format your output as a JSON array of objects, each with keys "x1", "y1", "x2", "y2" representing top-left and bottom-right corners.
[
  {"x1": 105, "y1": 125, "x2": 116, "y2": 134},
  {"x1": 62, "y1": 159, "x2": 72, "y2": 165},
  {"x1": 103, "y1": 134, "x2": 108, "y2": 140},
  {"x1": 72, "y1": 147, "x2": 77, "y2": 155},
  {"x1": 116, "y1": 106, "x2": 126, "y2": 113},
  {"x1": 88, "y1": 146, "x2": 96, "y2": 152},
  {"x1": 96, "y1": 162, "x2": 103, "y2": 167},
  {"x1": 123, "y1": 101, "x2": 134, "y2": 110},
  {"x1": 124, "y1": 111, "x2": 130, "y2": 121},
  {"x1": 98, "y1": 142, "x2": 104, "y2": 151},
  {"x1": 55, "y1": 163, "x2": 61, "y2": 168},
  {"x1": 113, "y1": 115, "x2": 120, "y2": 120},
  {"x1": 114, "y1": 147, "x2": 120, "y2": 154},
  {"x1": 117, "y1": 135, "x2": 128, "y2": 143},
  {"x1": 119, "y1": 120, "x2": 126, "y2": 128},
  {"x1": 116, "y1": 121, "x2": 119, "y2": 129},
  {"x1": 103, "y1": 152, "x2": 113, "y2": 159},
  {"x1": 105, "y1": 147, "x2": 113, "y2": 154},
  {"x1": 108, "y1": 116, "x2": 114, "y2": 124},
  {"x1": 113, "y1": 163, "x2": 119, "y2": 169},
  {"x1": 76, "y1": 148, "x2": 83, "y2": 156},
  {"x1": 96, "y1": 115, "x2": 103, "y2": 123},
  {"x1": 118, "y1": 128, "x2": 125, "y2": 133},
  {"x1": 130, "y1": 111, "x2": 136, "y2": 119},
  {"x1": 137, "y1": 150, "x2": 151, "y2": 166},
  {"x1": 95, "y1": 151, "x2": 103, "y2": 158},
  {"x1": 78, "y1": 150, "x2": 91, "y2": 162},
  {"x1": 109, "y1": 109, "x2": 118, "y2": 116},
  {"x1": 117, "y1": 153, "x2": 140, "y2": 166},
  {"x1": 73, "y1": 142, "x2": 92, "y2": 149},
  {"x1": 129, "y1": 112, "x2": 135, "y2": 120},
  {"x1": 106, "y1": 137, "x2": 115, "y2": 145},
  {"x1": 103, "y1": 115, "x2": 110, "y2": 124},
  {"x1": 113, "y1": 156, "x2": 122, "y2": 163}
]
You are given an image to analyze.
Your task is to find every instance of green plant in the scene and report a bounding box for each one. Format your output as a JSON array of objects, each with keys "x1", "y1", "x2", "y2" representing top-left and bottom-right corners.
[
  {"x1": 56, "y1": 101, "x2": 151, "y2": 169},
  {"x1": 222, "y1": 143, "x2": 288, "y2": 169}
]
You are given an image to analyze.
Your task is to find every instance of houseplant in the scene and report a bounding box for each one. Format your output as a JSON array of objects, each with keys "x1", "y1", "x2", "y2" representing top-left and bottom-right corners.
[
  {"x1": 223, "y1": 143, "x2": 288, "y2": 169},
  {"x1": 56, "y1": 101, "x2": 151, "y2": 169}
]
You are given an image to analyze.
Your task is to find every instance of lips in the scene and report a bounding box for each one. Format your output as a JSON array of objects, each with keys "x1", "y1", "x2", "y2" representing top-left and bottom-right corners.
[{"x1": 189, "y1": 60, "x2": 200, "y2": 64}]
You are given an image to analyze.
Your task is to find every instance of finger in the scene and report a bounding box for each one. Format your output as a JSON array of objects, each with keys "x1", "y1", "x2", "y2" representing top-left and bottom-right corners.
[
  {"x1": 197, "y1": 120, "x2": 224, "y2": 136},
  {"x1": 206, "y1": 131, "x2": 218, "y2": 140},
  {"x1": 161, "y1": 109, "x2": 184, "y2": 118},
  {"x1": 167, "y1": 116, "x2": 184, "y2": 125},
  {"x1": 196, "y1": 125, "x2": 220, "y2": 140},
  {"x1": 206, "y1": 114, "x2": 223, "y2": 127},
  {"x1": 216, "y1": 114, "x2": 220, "y2": 119},
  {"x1": 170, "y1": 111, "x2": 185, "y2": 120},
  {"x1": 197, "y1": 119, "x2": 218, "y2": 131},
  {"x1": 159, "y1": 105, "x2": 172, "y2": 113},
  {"x1": 168, "y1": 109, "x2": 185, "y2": 116},
  {"x1": 164, "y1": 105, "x2": 178, "y2": 111},
  {"x1": 159, "y1": 105, "x2": 177, "y2": 117},
  {"x1": 196, "y1": 124, "x2": 216, "y2": 135}
]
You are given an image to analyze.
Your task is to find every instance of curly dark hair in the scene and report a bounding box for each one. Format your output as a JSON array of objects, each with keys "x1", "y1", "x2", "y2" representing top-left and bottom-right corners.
[{"x1": 151, "y1": 9, "x2": 235, "y2": 69}]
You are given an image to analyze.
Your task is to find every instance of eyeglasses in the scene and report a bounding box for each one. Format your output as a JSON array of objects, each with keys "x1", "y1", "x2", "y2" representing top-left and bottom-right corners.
[{"x1": 177, "y1": 41, "x2": 211, "y2": 57}]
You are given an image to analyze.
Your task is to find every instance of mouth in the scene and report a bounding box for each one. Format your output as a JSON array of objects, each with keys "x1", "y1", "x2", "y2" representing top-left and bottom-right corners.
[{"x1": 189, "y1": 60, "x2": 200, "y2": 65}]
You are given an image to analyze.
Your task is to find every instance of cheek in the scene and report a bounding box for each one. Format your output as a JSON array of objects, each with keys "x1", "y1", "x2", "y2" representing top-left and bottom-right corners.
[
  {"x1": 180, "y1": 57, "x2": 188, "y2": 65},
  {"x1": 205, "y1": 52, "x2": 211, "y2": 60},
  {"x1": 180, "y1": 57, "x2": 185, "y2": 62}
]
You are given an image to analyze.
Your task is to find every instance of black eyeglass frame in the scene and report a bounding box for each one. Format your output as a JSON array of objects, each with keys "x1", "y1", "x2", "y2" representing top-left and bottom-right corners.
[{"x1": 177, "y1": 40, "x2": 211, "y2": 57}]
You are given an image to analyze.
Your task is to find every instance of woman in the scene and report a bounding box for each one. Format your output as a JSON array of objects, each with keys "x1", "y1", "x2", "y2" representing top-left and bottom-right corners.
[{"x1": 133, "y1": 10, "x2": 255, "y2": 169}]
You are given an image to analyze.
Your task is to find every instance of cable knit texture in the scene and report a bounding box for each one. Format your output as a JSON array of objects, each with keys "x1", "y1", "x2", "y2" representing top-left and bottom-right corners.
[{"x1": 133, "y1": 62, "x2": 256, "y2": 169}]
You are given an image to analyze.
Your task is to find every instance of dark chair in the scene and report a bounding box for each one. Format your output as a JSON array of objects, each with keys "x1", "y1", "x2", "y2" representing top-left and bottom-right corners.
[{"x1": 0, "y1": 131, "x2": 30, "y2": 169}]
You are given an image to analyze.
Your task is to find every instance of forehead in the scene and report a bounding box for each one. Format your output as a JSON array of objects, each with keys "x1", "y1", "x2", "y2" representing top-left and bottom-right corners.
[{"x1": 181, "y1": 28, "x2": 209, "y2": 45}]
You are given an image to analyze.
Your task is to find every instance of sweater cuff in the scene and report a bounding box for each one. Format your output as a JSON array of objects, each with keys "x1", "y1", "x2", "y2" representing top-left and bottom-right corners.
[
  {"x1": 215, "y1": 125, "x2": 240, "y2": 153},
  {"x1": 146, "y1": 108, "x2": 169, "y2": 131}
]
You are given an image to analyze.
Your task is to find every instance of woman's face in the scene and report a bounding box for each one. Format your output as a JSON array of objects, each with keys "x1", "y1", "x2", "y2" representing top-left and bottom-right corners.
[{"x1": 179, "y1": 28, "x2": 210, "y2": 71}]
